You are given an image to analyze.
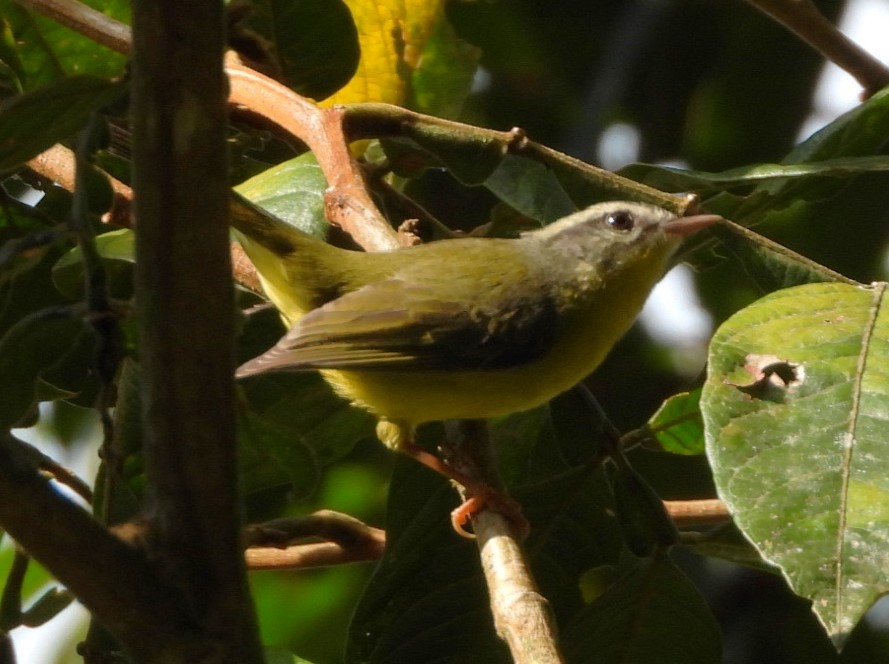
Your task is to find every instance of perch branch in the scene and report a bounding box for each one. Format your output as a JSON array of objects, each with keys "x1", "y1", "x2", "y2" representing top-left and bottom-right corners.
[{"x1": 445, "y1": 420, "x2": 564, "y2": 664}]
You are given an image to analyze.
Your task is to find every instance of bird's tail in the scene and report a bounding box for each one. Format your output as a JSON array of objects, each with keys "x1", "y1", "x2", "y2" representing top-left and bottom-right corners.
[
  {"x1": 230, "y1": 192, "x2": 328, "y2": 258},
  {"x1": 230, "y1": 192, "x2": 342, "y2": 322}
]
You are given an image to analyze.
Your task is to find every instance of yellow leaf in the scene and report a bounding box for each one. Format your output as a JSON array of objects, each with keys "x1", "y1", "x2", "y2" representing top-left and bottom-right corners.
[{"x1": 322, "y1": 0, "x2": 445, "y2": 106}]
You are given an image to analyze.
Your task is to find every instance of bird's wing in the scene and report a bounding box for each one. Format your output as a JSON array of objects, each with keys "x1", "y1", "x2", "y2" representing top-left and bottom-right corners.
[{"x1": 237, "y1": 279, "x2": 558, "y2": 375}]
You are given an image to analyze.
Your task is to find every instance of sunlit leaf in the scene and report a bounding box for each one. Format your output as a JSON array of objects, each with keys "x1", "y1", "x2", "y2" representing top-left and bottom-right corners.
[
  {"x1": 644, "y1": 389, "x2": 704, "y2": 456},
  {"x1": 234, "y1": 153, "x2": 329, "y2": 239},
  {"x1": 321, "y1": 0, "x2": 475, "y2": 112},
  {"x1": 620, "y1": 155, "x2": 889, "y2": 194},
  {"x1": 703, "y1": 281, "x2": 889, "y2": 644}
]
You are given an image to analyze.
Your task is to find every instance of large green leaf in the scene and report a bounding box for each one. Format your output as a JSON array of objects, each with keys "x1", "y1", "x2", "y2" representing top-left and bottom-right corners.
[
  {"x1": 0, "y1": 75, "x2": 124, "y2": 172},
  {"x1": 702, "y1": 282, "x2": 889, "y2": 644},
  {"x1": 562, "y1": 554, "x2": 722, "y2": 663},
  {"x1": 347, "y1": 459, "x2": 508, "y2": 664}
]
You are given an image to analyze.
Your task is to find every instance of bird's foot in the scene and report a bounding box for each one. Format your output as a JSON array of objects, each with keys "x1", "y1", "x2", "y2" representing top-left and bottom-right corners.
[
  {"x1": 401, "y1": 441, "x2": 529, "y2": 539},
  {"x1": 450, "y1": 490, "x2": 529, "y2": 540}
]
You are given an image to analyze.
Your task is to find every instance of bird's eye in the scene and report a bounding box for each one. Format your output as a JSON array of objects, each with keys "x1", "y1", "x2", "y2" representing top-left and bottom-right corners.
[{"x1": 605, "y1": 210, "x2": 635, "y2": 232}]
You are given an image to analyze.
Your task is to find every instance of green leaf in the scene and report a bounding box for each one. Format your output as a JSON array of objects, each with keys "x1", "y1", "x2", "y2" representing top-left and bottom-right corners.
[
  {"x1": 348, "y1": 409, "x2": 623, "y2": 662},
  {"x1": 399, "y1": 121, "x2": 506, "y2": 186},
  {"x1": 645, "y1": 389, "x2": 705, "y2": 455},
  {"x1": 52, "y1": 227, "x2": 135, "y2": 300},
  {"x1": 620, "y1": 155, "x2": 889, "y2": 194},
  {"x1": 0, "y1": 0, "x2": 129, "y2": 89},
  {"x1": 346, "y1": 459, "x2": 510, "y2": 664},
  {"x1": 0, "y1": 308, "x2": 90, "y2": 429},
  {"x1": 483, "y1": 154, "x2": 576, "y2": 223},
  {"x1": 238, "y1": 410, "x2": 320, "y2": 500},
  {"x1": 229, "y1": 0, "x2": 359, "y2": 101},
  {"x1": 562, "y1": 554, "x2": 722, "y2": 663},
  {"x1": 409, "y1": 16, "x2": 479, "y2": 119},
  {"x1": 702, "y1": 281, "x2": 889, "y2": 644},
  {"x1": 234, "y1": 153, "x2": 330, "y2": 240},
  {"x1": 606, "y1": 459, "x2": 678, "y2": 557},
  {"x1": 703, "y1": 213, "x2": 853, "y2": 292},
  {"x1": 242, "y1": 372, "x2": 375, "y2": 466},
  {"x1": 786, "y1": 86, "x2": 889, "y2": 165},
  {"x1": 0, "y1": 75, "x2": 124, "y2": 172},
  {"x1": 683, "y1": 523, "x2": 777, "y2": 574}
]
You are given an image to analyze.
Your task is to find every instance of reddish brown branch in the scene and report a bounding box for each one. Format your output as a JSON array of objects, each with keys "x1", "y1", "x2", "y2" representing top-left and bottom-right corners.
[
  {"x1": 27, "y1": 145, "x2": 133, "y2": 228},
  {"x1": 225, "y1": 57, "x2": 401, "y2": 252},
  {"x1": 244, "y1": 510, "x2": 385, "y2": 570}
]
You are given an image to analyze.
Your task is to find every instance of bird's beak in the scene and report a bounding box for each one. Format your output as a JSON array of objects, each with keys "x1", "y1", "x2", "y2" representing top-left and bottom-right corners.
[{"x1": 664, "y1": 213, "x2": 722, "y2": 237}]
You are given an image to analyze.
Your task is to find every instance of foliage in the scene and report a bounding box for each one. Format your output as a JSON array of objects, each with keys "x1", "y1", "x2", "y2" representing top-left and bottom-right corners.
[{"x1": 1, "y1": 0, "x2": 889, "y2": 662}]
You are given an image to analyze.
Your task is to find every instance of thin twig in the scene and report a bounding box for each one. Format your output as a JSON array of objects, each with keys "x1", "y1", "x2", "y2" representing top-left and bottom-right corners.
[
  {"x1": 745, "y1": 0, "x2": 889, "y2": 98},
  {"x1": 14, "y1": 0, "x2": 132, "y2": 55},
  {"x1": 244, "y1": 511, "x2": 385, "y2": 570},
  {"x1": 664, "y1": 499, "x2": 731, "y2": 528},
  {"x1": 37, "y1": 454, "x2": 93, "y2": 504},
  {"x1": 225, "y1": 57, "x2": 401, "y2": 251}
]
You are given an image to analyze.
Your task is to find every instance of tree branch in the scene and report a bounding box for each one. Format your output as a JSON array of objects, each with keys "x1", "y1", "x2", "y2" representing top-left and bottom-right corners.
[
  {"x1": 0, "y1": 434, "x2": 195, "y2": 659},
  {"x1": 27, "y1": 144, "x2": 133, "y2": 228},
  {"x1": 130, "y1": 0, "x2": 262, "y2": 660}
]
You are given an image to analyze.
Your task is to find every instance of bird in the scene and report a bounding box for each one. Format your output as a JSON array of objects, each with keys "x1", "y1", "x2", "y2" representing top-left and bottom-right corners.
[{"x1": 233, "y1": 197, "x2": 718, "y2": 533}]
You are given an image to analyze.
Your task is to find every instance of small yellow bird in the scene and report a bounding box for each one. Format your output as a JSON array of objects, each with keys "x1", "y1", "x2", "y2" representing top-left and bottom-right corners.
[{"x1": 233, "y1": 198, "x2": 717, "y2": 530}]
